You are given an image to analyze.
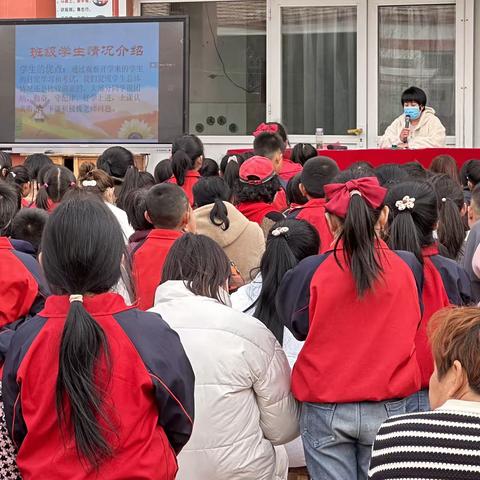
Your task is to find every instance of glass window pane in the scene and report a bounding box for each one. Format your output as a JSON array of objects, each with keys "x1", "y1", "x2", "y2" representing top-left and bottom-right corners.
[
  {"x1": 378, "y1": 5, "x2": 455, "y2": 136},
  {"x1": 281, "y1": 6, "x2": 357, "y2": 135},
  {"x1": 141, "y1": 1, "x2": 266, "y2": 135}
]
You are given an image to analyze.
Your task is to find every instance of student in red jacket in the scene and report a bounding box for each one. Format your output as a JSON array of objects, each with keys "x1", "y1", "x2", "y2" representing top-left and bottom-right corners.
[
  {"x1": 386, "y1": 181, "x2": 472, "y2": 412},
  {"x1": 0, "y1": 183, "x2": 48, "y2": 337},
  {"x1": 3, "y1": 196, "x2": 195, "y2": 480},
  {"x1": 168, "y1": 135, "x2": 204, "y2": 206},
  {"x1": 288, "y1": 156, "x2": 339, "y2": 253},
  {"x1": 235, "y1": 156, "x2": 284, "y2": 237},
  {"x1": 132, "y1": 184, "x2": 195, "y2": 310},
  {"x1": 277, "y1": 172, "x2": 423, "y2": 480}
]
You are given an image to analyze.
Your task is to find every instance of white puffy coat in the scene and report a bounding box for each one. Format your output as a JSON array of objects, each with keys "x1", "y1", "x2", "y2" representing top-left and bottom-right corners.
[{"x1": 150, "y1": 281, "x2": 300, "y2": 480}]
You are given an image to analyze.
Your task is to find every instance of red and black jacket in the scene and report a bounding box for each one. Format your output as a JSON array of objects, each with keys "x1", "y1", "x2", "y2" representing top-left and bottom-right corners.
[
  {"x1": 416, "y1": 244, "x2": 472, "y2": 387},
  {"x1": 3, "y1": 293, "x2": 195, "y2": 480},
  {"x1": 288, "y1": 198, "x2": 333, "y2": 253},
  {"x1": 131, "y1": 229, "x2": 183, "y2": 310},
  {"x1": 277, "y1": 240, "x2": 423, "y2": 404}
]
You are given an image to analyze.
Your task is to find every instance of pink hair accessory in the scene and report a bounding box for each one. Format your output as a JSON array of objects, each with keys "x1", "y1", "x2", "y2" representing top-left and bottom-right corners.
[
  {"x1": 70, "y1": 181, "x2": 76, "y2": 187},
  {"x1": 253, "y1": 122, "x2": 279, "y2": 137},
  {"x1": 43, "y1": 183, "x2": 48, "y2": 188}
]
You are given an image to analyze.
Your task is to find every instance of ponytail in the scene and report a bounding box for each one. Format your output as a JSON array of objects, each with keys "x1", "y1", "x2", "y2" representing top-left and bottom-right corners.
[
  {"x1": 35, "y1": 183, "x2": 50, "y2": 210},
  {"x1": 438, "y1": 197, "x2": 465, "y2": 259},
  {"x1": 210, "y1": 198, "x2": 230, "y2": 230},
  {"x1": 171, "y1": 150, "x2": 193, "y2": 187},
  {"x1": 56, "y1": 300, "x2": 114, "y2": 469},
  {"x1": 338, "y1": 194, "x2": 383, "y2": 297},
  {"x1": 223, "y1": 158, "x2": 240, "y2": 191},
  {"x1": 35, "y1": 166, "x2": 77, "y2": 211},
  {"x1": 388, "y1": 212, "x2": 422, "y2": 263}
]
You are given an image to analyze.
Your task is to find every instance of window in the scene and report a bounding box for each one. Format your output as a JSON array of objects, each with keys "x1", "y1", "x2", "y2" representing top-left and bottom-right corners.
[
  {"x1": 378, "y1": 4, "x2": 456, "y2": 136},
  {"x1": 141, "y1": 1, "x2": 266, "y2": 135},
  {"x1": 281, "y1": 6, "x2": 357, "y2": 135}
]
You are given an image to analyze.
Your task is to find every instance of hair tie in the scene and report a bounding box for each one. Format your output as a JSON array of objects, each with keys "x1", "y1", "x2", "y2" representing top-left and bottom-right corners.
[
  {"x1": 9, "y1": 171, "x2": 16, "y2": 178},
  {"x1": 395, "y1": 195, "x2": 415, "y2": 211},
  {"x1": 69, "y1": 294, "x2": 83, "y2": 303},
  {"x1": 43, "y1": 183, "x2": 48, "y2": 188},
  {"x1": 82, "y1": 179, "x2": 97, "y2": 187},
  {"x1": 227, "y1": 156, "x2": 238, "y2": 164},
  {"x1": 441, "y1": 197, "x2": 447, "y2": 203},
  {"x1": 272, "y1": 226, "x2": 289, "y2": 237},
  {"x1": 349, "y1": 190, "x2": 362, "y2": 198},
  {"x1": 70, "y1": 181, "x2": 76, "y2": 187}
]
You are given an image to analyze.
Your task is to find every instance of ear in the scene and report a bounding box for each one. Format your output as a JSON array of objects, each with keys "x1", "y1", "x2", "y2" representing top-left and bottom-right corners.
[
  {"x1": 273, "y1": 151, "x2": 283, "y2": 174},
  {"x1": 461, "y1": 203, "x2": 467, "y2": 217},
  {"x1": 468, "y1": 180, "x2": 474, "y2": 191},
  {"x1": 468, "y1": 205, "x2": 474, "y2": 221},
  {"x1": 183, "y1": 205, "x2": 197, "y2": 233},
  {"x1": 194, "y1": 155, "x2": 204, "y2": 171},
  {"x1": 449, "y1": 360, "x2": 469, "y2": 398},
  {"x1": 299, "y1": 183, "x2": 307, "y2": 197},
  {"x1": 377, "y1": 205, "x2": 390, "y2": 230},
  {"x1": 144, "y1": 211, "x2": 153, "y2": 225},
  {"x1": 325, "y1": 212, "x2": 341, "y2": 237}
]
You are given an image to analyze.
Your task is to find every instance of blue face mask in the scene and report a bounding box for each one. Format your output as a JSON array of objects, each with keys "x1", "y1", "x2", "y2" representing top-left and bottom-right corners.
[{"x1": 404, "y1": 106, "x2": 421, "y2": 120}]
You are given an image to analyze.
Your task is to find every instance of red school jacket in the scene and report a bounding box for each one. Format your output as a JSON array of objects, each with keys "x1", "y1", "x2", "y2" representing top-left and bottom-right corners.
[
  {"x1": 277, "y1": 240, "x2": 423, "y2": 403},
  {"x1": 2, "y1": 293, "x2": 195, "y2": 480},
  {"x1": 288, "y1": 198, "x2": 333, "y2": 253},
  {"x1": 167, "y1": 171, "x2": 201, "y2": 206},
  {"x1": 236, "y1": 201, "x2": 282, "y2": 225},
  {"x1": 416, "y1": 245, "x2": 472, "y2": 388},
  {"x1": 279, "y1": 158, "x2": 302, "y2": 182},
  {"x1": 132, "y1": 229, "x2": 183, "y2": 310}
]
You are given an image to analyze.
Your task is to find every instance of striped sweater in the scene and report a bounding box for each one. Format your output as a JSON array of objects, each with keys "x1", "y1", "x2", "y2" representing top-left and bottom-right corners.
[{"x1": 369, "y1": 400, "x2": 480, "y2": 480}]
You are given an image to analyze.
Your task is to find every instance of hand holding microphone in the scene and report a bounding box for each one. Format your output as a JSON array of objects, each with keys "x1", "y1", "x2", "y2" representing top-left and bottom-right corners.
[{"x1": 400, "y1": 116, "x2": 411, "y2": 144}]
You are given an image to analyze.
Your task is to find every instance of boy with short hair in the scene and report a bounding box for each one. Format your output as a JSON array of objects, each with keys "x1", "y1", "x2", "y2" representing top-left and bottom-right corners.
[
  {"x1": 132, "y1": 183, "x2": 195, "y2": 310},
  {"x1": 253, "y1": 132, "x2": 285, "y2": 178},
  {"x1": 288, "y1": 156, "x2": 339, "y2": 253},
  {"x1": 10, "y1": 208, "x2": 49, "y2": 257}
]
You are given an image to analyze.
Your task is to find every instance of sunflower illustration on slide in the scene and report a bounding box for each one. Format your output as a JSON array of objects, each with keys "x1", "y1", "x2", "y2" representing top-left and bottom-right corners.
[{"x1": 118, "y1": 119, "x2": 153, "y2": 139}]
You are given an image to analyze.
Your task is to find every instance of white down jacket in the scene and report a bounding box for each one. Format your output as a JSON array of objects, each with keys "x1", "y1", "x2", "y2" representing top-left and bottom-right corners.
[{"x1": 150, "y1": 281, "x2": 300, "y2": 480}]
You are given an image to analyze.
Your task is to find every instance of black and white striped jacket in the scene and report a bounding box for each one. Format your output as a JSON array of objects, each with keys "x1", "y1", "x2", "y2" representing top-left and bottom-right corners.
[{"x1": 369, "y1": 400, "x2": 480, "y2": 480}]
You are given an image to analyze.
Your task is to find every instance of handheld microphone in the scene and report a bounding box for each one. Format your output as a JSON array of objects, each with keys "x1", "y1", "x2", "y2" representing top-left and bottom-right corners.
[{"x1": 405, "y1": 115, "x2": 410, "y2": 129}]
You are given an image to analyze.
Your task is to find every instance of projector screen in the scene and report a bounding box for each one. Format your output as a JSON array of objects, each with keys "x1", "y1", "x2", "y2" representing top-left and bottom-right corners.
[{"x1": 0, "y1": 17, "x2": 188, "y2": 144}]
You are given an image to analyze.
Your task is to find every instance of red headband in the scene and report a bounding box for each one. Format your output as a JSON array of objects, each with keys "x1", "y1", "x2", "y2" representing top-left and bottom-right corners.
[
  {"x1": 324, "y1": 177, "x2": 387, "y2": 218},
  {"x1": 253, "y1": 122, "x2": 279, "y2": 137}
]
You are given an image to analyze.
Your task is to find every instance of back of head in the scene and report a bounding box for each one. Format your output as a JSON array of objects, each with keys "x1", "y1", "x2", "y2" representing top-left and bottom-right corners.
[
  {"x1": 171, "y1": 134, "x2": 204, "y2": 186},
  {"x1": 96, "y1": 146, "x2": 134, "y2": 180},
  {"x1": 326, "y1": 171, "x2": 387, "y2": 296},
  {"x1": 146, "y1": 183, "x2": 188, "y2": 229},
  {"x1": 0, "y1": 151, "x2": 12, "y2": 179},
  {"x1": 42, "y1": 196, "x2": 124, "y2": 468},
  {"x1": 460, "y1": 160, "x2": 474, "y2": 188},
  {"x1": 6, "y1": 165, "x2": 31, "y2": 188},
  {"x1": 253, "y1": 122, "x2": 288, "y2": 144},
  {"x1": 222, "y1": 154, "x2": 244, "y2": 191},
  {"x1": 78, "y1": 163, "x2": 114, "y2": 198},
  {"x1": 464, "y1": 159, "x2": 480, "y2": 188},
  {"x1": 162, "y1": 233, "x2": 231, "y2": 304},
  {"x1": 254, "y1": 219, "x2": 320, "y2": 343},
  {"x1": 300, "y1": 156, "x2": 339, "y2": 198},
  {"x1": 35, "y1": 166, "x2": 77, "y2": 210},
  {"x1": 253, "y1": 132, "x2": 285, "y2": 159},
  {"x1": 286, "y1": 173, "x2": 307, "y2": 206},
  {"x1": 385, "y1": 181, "x2": 437, "y2": 263},
  {"x1": 0, "y1": 182, "x2": 21, "y2": 236},
  {"x1": 193, "y1": 176, "x2": 231, "y2": 230},
  {"x1": 400, "y1": 161, "x2": 428, "y2": 181},
  {"x1": 154, "y1": 159, "x2": 173, "y2": 184},
  {"x1": 349, "y1": 161, "x2": 375, "y2": 177},
  {"x1": 430, "y1": 173, "x2": 465, "y2": 259},
  {"x1": 470, "y1": 184, "x2": 480, "y2": 218},
  {"x1": 291, "y1": 143, "x2": 317, "y2": 166},
  {"x1": 124, "y1": 188, "x2": 153, "y2": 232},
  {"x1": 429, "y1": 155, "x2": 460, "y2": 184},
  {"x1": 116, "y1": 167, "x2": 155, "y2": 210},
  {"x1": 220, "y1": 154, "x2": 241, "y2": 177},
  {"x1": 11, "y1": 208, "x2": 49, "y2": 251},
  {"x1": 375, "y1": 164, "x2": 410, "y2": 189},
  {"x1": 401, "y1": 86, "x2": 427, "y2": 107},
  {"x1": 24, "y1": 153, "x2": 53, "y2": 180},
  {"x1": 200, "y1": 158, "x2": 219, "y2": 177}
]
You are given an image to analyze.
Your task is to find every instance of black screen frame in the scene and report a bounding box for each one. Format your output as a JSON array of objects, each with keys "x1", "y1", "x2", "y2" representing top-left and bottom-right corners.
[{"x1": 0, "y1": 16, "x2": 189, "y2": 145}]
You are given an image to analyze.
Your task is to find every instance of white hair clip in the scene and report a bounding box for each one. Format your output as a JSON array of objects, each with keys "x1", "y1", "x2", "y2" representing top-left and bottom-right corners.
[
  {"x1": 227, "y1": 156, "x2": 238, "y2": 164},
  {"x1": 82, "y1": 179, "x2": 97, "y2": 187},
  {"x1": 9, "y1": 172, "x2": 16, "y2": 178},
  {"x1": 441, "y1": 197, "x2": 447, "y2": 203},
  {"x1": 395, "y1": 195, "x2": 415, "y2": 211},
  {"x1": 272, "y1": 226, "x2": 289, "y2": 237},
  {"x1": 349, "y1": 189, "x2": 362, "y2": 197}
]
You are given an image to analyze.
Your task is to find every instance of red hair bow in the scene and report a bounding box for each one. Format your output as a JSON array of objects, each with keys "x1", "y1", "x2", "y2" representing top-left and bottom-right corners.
[
  {"x1": 253, "y1": 122, "x2": 278, "y2": 137},
  {"x1": 324, "y1": 177, "x2": 387, "y2": 218}
]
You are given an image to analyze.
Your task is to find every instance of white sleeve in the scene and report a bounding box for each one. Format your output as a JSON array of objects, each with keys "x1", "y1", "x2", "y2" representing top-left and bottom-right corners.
[
  {"x1": 378, "y1": 117, "x2": 403, "y2": 149},
  {"x1": 410, "y1": 116, "x2": 446, "y2": 149}
]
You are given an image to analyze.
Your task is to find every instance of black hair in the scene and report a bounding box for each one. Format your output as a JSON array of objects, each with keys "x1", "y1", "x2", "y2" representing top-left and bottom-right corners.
[
  {"x1": 154, "y1": 159, "x2": 173, "y2": 184},
  {"x1": 348, "y1": 161, "x2": 376, "y2": 177},
  {"x1": 200, "y1": 158, "x2": 219, "y2": 177},
  {"x1": 23, "y1": 153, "x2": 53, "y2": 180},
  {"x1": 146, "y1": 183, "x2": 188, "y2": 229},
  {"x1": 220, "y1": 154, "x2": 241, "y2": 176},
  {"x1": 286, "y1": 173, "x2": 308, "y2": 207},
  {"x1": 266, "y1": 122, "x2": 288, "y2": 144},
  {"x1": 223, "y1": 155, "x2": 245, "y2": 192},
  {"x1": 464, "y1": 159, "x2": 480, "y2": 188},
  {"x1": 124, "y1": 188, "x2": 153, "y2": 232},
  {"x1": 300, "y1": 156, "x2": 339, "y2": 198},
  {"x1": 253, "y1": 219, "x2": 319, "y2": 343},
  {"x1": 96, "y1": 146, "x2": 134, "y2": 180},
  {"x1": 290, "y1": 143, "x2": 317, "y2": 166},
  {"x1": 253, "y1": 132, "x2": 285, "y2": 158},
  {"x1": 0, "y1": 151, "x2": 12, "y2": 179},
  {"x1": 375, "y1": 164, "x2": 410, "y2": 189},
  {"x1": 41, "y1": 197, "x2": 125, "y2": 468},
  {"x1": 193, "y1": 177, "x2": 231, "y2": 230},
  {"x1": 401, "y1": 86, "x2": 427, "y2": 107},
  {"x1": 429, "y1": 155, "x2": 460, "y2": 184},
  {"x1": 171, "y1": 135, "x2": 204, "y2": 186},
  {"x1": 6, "y1": 165, "x2": 31, "y2": 187},
  {"x1": 11, "y1": 208, "x2": 49, "y2": 252},
  {"x1": 430, "y1": 173, "x2": 466, "y2": 260},
  {"x1": 400, "y1": 161, "x2": 428, "y2": 181},
  {"x1": 162, "y1": 233, "x2": 231, "y2": 304},
  {"x1": 385, "y1": 181, "x2": 437, "y2": 263},
  {"x1": 116, "y1": 167, "x2": 155, "y2": 211},
  {"x1": 331, "y1": 170, "x2": 385, "y2": 297},
  {"x1": 35, "y1": 166, "x2": 77, "y2": 211},
  {"x1": 0, "y1": 182, "x2": 21, "y2": 236},
  {"x1": 234, "y1": 176, "x2": 281, "y2": 204}
]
